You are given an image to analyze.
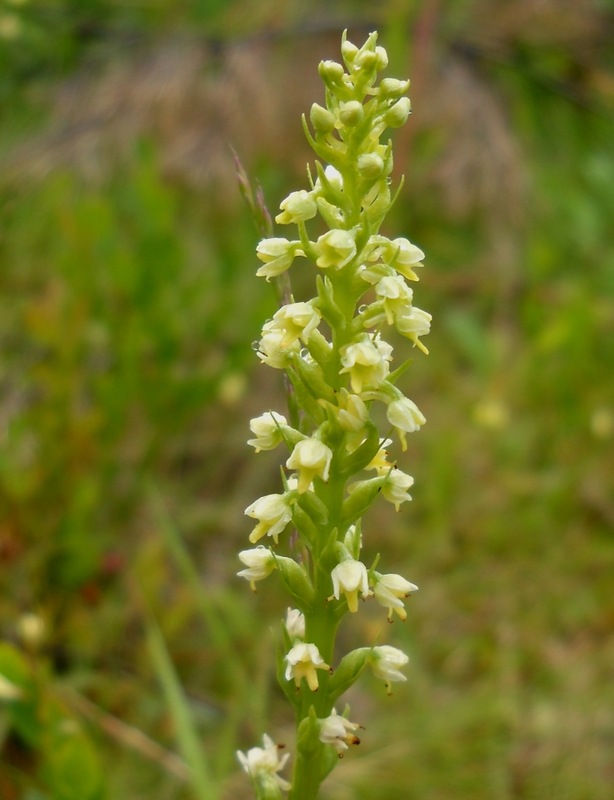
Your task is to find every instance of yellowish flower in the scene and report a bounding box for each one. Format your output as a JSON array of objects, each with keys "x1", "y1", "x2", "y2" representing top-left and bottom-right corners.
[
  {"x1": 390, "y1": 237, "x2": 425, "y2": 282},
  {"x1": 285, "y1": 643, "x2": 330, "y2": 691},
  {"x1": 237, "y1": 547, "x2": 277, "y2": 591},
  {"x1": 256, "y1": 238, "x2": 303, "y2": 279},
  {"x1": 370, "y1": 645, "x2": 409, "y2": 694},
  {"x1": 314, "y1": 228, "x2": 357, "y2": 270},
  {"x1": 267, "y1": 301, "x2": 321, "y2": 348},
  {"x1": 275, "y1": 190, "x2": 317, "y2": 224},
  {"x1": 387, "y1": 396, "x2": 426, "y2": 450},
  {"x1": 375, "y1": 275, "x2": 413, "y2": 325},
  {"x1": 257, "y1": 328, "x2": 300, "y2": 369},
  {"x1": 396, "y1": 306, "x2": 432, "y2": 353},
  {"x1": 373, "y1": 573, "x2": 418, "y2": 621},
  {"x1": 330, "y1": 559, "x2": 370, "y2": 612},
  {"x1": 339, "y1": 334, "x2": 392, "y2": 394},
  {"x1": 237, "y1": 734, "x2": 291, "y2": 792},
  {"x1": 319, "y1": 709, "x2": 361, "y2": 755},
  {"x1": 245, "y1": 494, "x2": 293, "y2": 544},
  {"x1": 247, "y1": 411, "x2": 287, "y2": 452},
  {"x1": 286, "y1": 438, "x2": 333, "y2": 494},
  {"x1": 381, "y1": 468, "x2": 414, "y2": 511}
]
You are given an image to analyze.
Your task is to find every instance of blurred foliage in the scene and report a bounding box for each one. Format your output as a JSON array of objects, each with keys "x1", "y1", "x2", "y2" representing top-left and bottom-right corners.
[
  {"x1": 1, "y1": 0, "x2": 614, "y2": 798},
  {"x1": 0, "y1": 637, "x2": 104, "y2": 800}
]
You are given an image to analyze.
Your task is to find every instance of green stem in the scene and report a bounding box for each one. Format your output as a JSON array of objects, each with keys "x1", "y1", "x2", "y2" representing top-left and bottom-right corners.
[{"x1": 288, "y1": 741, "x2": 327, "y2": 800}]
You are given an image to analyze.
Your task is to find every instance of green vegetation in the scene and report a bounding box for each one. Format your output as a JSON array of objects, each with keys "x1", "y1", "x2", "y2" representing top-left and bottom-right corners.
[{"x1": 1, "y1": 2, "x2": 613, "y2": 798}]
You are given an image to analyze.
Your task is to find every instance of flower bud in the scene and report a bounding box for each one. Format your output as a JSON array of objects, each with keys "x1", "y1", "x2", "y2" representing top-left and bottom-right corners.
[
  {"x1": 275, "y1": 190, "x2": 317, "y2": 225},
  {"x1": 343, "y1": 523, "x2": 362, "y2": 559},
  {"x1": 285, "y1": 607, "x2": 306, "y2": 640},
  {"x1": 374, "y1": 45, "x2": 389, "y2": 70},
  {"x1": 315, "y1": 164, "x2": 344, "y2": 194},
  {"x1": 379, "y1": 77, "x2": 410, "y2": 97},
  {"x1": 357, "y1": 153, "x2": 384, "y2": 179},
  {"x1": 338, "y1": 100, "x2": 364, "y2": 126},
  {"x1": 295, "y1": 708, "x2": 323, "y2": 764},
  {"x1": 341, "y1": 39, "x2": 359, "y2": 64},
  {"x1": 319, "y1": 60, "x2": 345, "y2": 87},
  {"x1": 355, "y1": 49, "x2": 377, "y2": 71},
  {"x1": 383, "y1": 96, "x2": 412, "y2": 128},
  {"x1": 310, "y1": 102, "x2": 336, "y2": 133}
]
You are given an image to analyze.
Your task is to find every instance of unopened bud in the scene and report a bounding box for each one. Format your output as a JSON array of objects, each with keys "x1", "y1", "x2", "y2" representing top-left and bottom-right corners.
[
  {"x1": 339, "y1": 101, "x2": 364, "y2": 126},
  {"x1": 384, "y1": 97, "x2": 411, "y2": 128},
  {"x1": 319, "y1": 60, "x2": 345, "y2": 86},
  {"x1": 357, "y1": 153, "x2": 384, "y2": 179},
  {"x1": 341, "y1": 39, "x2": 359, "y2": 64},
  {"x1": 355, "y1": 50, "x2": 377, "y2": 71},
  {"x1": 310, "y1": 102, "x2": 335, "y2": 133},
  {"x1": 379, "y1": 77, "x2": 410, "y2": 97},
  {"x1": 374, "y1": 46, "x2": 389, "y2": 70}
]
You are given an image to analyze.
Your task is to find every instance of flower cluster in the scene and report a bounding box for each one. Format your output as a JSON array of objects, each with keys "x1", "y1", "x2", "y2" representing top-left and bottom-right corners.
[{"x1": 237, "y1": 31, "x2": 428, "y2": 799}]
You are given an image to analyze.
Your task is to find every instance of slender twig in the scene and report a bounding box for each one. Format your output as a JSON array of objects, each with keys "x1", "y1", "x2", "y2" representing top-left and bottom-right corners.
[{"x1": 59, "y1": 687, "x2": 191, "y2": 782}]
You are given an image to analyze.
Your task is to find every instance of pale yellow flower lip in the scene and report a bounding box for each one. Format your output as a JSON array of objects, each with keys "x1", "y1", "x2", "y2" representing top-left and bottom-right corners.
[{"x1": 285, "y1": 643, "x2": 331, "y2": 692}]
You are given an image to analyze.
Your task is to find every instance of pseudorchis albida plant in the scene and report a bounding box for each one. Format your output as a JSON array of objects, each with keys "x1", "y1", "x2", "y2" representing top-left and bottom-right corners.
[{"x1": 236, "y1": 30, "x2": 429, "y2": 800}]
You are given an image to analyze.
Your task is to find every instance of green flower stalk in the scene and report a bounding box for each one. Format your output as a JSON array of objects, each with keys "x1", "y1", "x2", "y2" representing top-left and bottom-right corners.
[{"x1": 237, "y1": 31, "x2": 430, "y2": 800}]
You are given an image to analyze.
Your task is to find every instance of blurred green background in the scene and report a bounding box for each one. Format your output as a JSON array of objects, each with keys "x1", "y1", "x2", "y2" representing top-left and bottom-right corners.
[{"x1": 1, "y1": 1, "x2": 613, "y2": 798}]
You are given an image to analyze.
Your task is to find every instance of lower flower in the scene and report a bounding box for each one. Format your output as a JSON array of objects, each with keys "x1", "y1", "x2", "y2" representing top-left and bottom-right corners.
[
  {"x1": 237, "y1": 547, "x2": 277, "y2": 591},
  {"x1": 245, "y1": 493, "x2": 293, "y2": 544},
  {"x1": 370, "y1": 645, "x2": 409, "y2": 694},
  {"x1": 237, "y1": 733, "x2": 291, "y2": 792},
  {"x1": 318, "y1": 709, "x2": 361, "y2": 756}
]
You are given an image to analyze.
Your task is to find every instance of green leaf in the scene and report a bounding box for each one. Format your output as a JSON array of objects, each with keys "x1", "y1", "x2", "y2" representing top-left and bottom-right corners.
[
  {"x1": 0, "y1": 642, "x2": 40, "y2": 747},
  {"x1": 274, "y1": 556, "x2": 315, "y2": 608},
  {"x1": 328, "y1": 648, "x2": 371, "y2": 703},
  {"x1": 46, "y1": 732, "x2": 104, "y2": 800},
  {"x1": 144, "y1": 604, "x2": 217, "y2": 800}
]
